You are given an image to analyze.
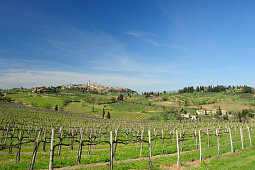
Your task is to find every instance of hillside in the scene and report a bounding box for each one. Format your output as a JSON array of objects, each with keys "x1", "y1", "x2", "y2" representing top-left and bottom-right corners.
[{"x1": 2, "y1": 85, "x2": 255, "y2": 121}]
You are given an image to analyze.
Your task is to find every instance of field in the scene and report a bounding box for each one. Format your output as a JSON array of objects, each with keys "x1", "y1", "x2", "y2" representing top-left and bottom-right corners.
[
  {"x1": 0, "y1": 101, "x2": 255, "y2": 170},
  {"x1": 1, "y1": 90, "x2": 255, "y2": 169},
  {"x1": 5, "y1": 91, "x2": 255, "y2": 121},
  {"x1": 5, "y1": 92, "x2": 160, "y2": 120}
]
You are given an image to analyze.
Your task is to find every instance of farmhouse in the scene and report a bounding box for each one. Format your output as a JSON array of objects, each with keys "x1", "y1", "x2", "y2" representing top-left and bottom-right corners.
[
  {"x1": 196, "y1": 109, "x2": 211, "y2": 115},
  {"x1": 212, "y1": 108, "x2": 227, "y2": 116},
  {"x1": 196, "y1": 108, "x2": 228, "y2": 116},
  {"x1": 181, "y1": 113, "x2": 191, "y2": 119}
]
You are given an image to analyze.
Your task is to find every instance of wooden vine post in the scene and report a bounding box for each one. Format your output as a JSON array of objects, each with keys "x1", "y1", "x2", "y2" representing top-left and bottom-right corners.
[
  {"x1": 161, "y1": 129, "x2": 164, "y2": 154},
  {"x1": 148, "y1": 129, "x2": 152, "y2": 169},
  {"x1": 216, "y1": 129, "x2": 220, "y2": 155},
  {"x1": 229, "y1": 128, "x2": 233, "y2": 153},
  {"x1": 49, "y1": 128, "x2": 55, "y2": 170},
  {"x1": 240, "y1": 127, "x2": 244, "y2": 150},
  {"x1": 176, "y1": 130, "x2": 180, "y2": 168},
  {"x1": 247, "y1": 126, "x2": 252, "y2": 146},
  {"x1": 199, "y1": 130, "x2": 203, "y2": 162},
  {"x1": 110, "y1": 131, "x2": 113, "y2": 170}
]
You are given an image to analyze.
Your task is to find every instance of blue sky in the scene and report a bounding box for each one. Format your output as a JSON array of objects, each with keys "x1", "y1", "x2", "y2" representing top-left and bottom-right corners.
[{"x1": 1, "y1": 0, "x2": 255, "y2": 92}]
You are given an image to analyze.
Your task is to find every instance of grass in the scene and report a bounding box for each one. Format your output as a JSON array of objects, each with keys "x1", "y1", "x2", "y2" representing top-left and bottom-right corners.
[
  {"x1": 2, "y1": 91, "x2": 255, "y2": 169},
  {"x1": 5, "y1": 91, "x2": 255, "y2": 120},
  {"x1": 0, "y1": 102, "x2": 254, "y2": 170},
  {"x1": 1, "y1": 124, "x2": 253, "y2": 170},
  {"x1": 198, "y1": 146, "x2": 255, "y2": 169}
]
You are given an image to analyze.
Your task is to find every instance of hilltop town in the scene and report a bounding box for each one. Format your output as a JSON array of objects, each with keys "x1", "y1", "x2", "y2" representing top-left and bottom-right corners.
[
  {"x1": 60, "y1": 80, "x2": 127, "y2": 91},
  {"x1": 31, "y1": 80, "x2": 137, "y2": 94}
]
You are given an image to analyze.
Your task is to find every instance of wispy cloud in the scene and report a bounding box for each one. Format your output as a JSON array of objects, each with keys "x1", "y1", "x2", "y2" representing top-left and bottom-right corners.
[
  {"x1": 124, "y1": 31, "x2": 186, "y2": 50},
  {"x1": 0, "y1": 69, "x2": 168, "y2": 92},
  {"x1": 0, "y1": 58, "x2": 248, "y2": 92},
  {"x1": 0, "y1": 58, "x2": 72, "y2": 71},
  {"x1": 124, "y1": 32, "x2": 145, "y2": 38},
  {"x1": 125, "y1": 31, "x2": 161, "y2": 47}
]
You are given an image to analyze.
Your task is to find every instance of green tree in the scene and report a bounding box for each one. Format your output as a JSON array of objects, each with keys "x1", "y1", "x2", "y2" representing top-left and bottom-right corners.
[
  {"x1": 216, "y1": 106, "x2": 222, "y2": 115},
  {"x1": 102, "y1": 108, "x2": 105, "y2": 118},
  {"x1": 55, "y1": 105, "x2": 58, "y2": 111},
  {"x1": 243, "y1": 86, "x2": 253, "y2": 93},
  {"x1": 223, "y1": 115, "x2": 228, "y2": 120},
  {"x1": 118, "y1": 94, "x2": 124, "y2": 101},
  {"x1": 162, "y1": 96, "x2": 168, "y2": 101},
  {"x1": 63, "y1": 99, "x2": 70, "y2": 106},
  {"x1": 236, "y1": 109, "x2": 250, "y2": 122},
  {"x1": 107, "y1": 111, "x2": 111, "y2": 119},
  {"x1": 184, "y1": 100, "x2": 189, "y2": 106},
  {"x1": 0, "y1": 97, "x2": 12, "y2": 102},
  {"x1": 110, "y1": 97, "x2": 116, "y2": 103}
]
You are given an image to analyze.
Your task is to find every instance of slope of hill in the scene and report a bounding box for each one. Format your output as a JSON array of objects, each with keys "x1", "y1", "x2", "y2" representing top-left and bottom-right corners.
[{"x1": 2, "y1": 86, "x2": 255, "y2": 121}]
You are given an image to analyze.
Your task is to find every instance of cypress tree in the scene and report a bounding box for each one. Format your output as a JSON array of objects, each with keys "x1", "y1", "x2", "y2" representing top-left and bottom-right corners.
[
  {"x1": 55, "y1": 105, "x2": 58, "y2": 111},
  {"x1": 107, "y1": 111, "x2": 111, "y2": 119},
  {"x1": 102, "y1": 108, "x2": 105, "y2": 118}
]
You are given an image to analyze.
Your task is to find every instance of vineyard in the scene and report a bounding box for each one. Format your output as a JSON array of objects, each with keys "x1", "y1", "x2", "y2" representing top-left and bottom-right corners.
[{"x1": 0, "y1": 101, "x2": 255, "y2": 169}]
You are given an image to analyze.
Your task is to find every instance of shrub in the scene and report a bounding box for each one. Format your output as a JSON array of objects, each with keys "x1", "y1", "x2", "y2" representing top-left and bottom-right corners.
[
  {"x1": 162, "y1": 97, "x2": 168, "y2": 101},
  {"x1": 41, "y1": 102, "x2": 52, "y2": 109},
  {"x1": 63, "y1": 99, "x2": 70, "y2": 106},
  {"x1": 110, "y1": 97, "x2": 116, "y2": 103},
  {"x1": 107, "y1": 111, "x2": 111, "y2": 119},
  {"x1": 117, "y1": 94, "x2": 124, "y2": 101},
  {"x1": 55, "y1": 105, "x2": 58, "y2": 111},
  {"x1": 0, "y1": 97, "x2": 12, "y2": 102},
  {"x1": 223, "y1": 115, "x2": 228, "y2": 120},
  {"x1": 216, "y1": 110, "x2": 221, "y2": 115}
]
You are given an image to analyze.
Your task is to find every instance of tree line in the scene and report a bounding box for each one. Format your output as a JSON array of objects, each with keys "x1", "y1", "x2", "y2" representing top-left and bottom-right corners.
[{"x1": 178, "y1": 85, "x2": 254, "y2": 93}]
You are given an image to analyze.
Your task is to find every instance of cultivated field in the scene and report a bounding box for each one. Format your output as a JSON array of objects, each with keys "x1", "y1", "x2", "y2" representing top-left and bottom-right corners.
[
  {"x1": 5, "y1": 91, "x2": 255, "y2": 121},
  {"x1": 1, "y1": 101, "x2": 255, "y2": 169}
]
